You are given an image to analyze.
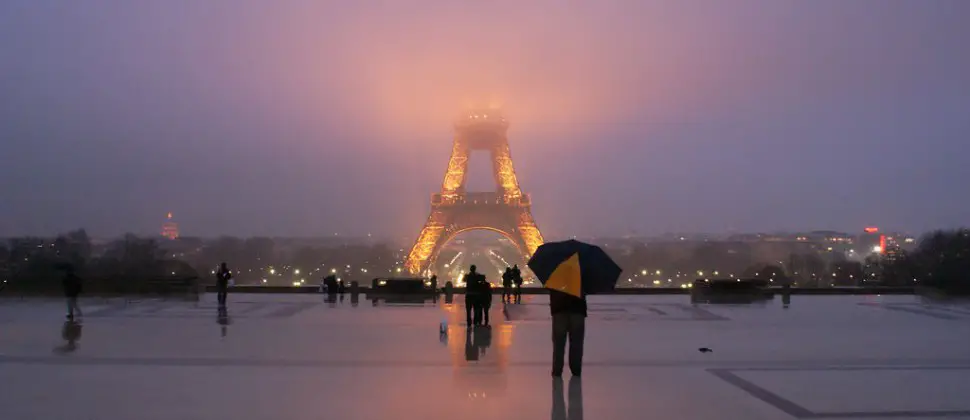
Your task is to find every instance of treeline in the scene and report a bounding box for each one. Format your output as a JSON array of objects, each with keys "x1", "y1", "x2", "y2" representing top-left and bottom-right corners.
[
  {"x1": 0, "y1": 232, "x2": 401, "y2": 294},
  {"x1": 609, "y1": 229, "x2": 970, "y2": 290},
  {"x1": 874, "y1": 229, "x2": 970, "y2": 293},
  {"x1": 0, "y1": 230, "x2": 197, "y2": 296}
]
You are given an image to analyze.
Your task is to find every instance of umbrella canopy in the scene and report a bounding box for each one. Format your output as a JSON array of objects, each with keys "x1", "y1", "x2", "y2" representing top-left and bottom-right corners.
[{"x1": 527, "y1": 240, "x2": 622, "y2": 297}]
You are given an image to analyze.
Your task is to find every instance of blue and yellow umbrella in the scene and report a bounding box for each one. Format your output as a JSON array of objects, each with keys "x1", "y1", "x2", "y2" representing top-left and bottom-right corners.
[{"x1": 527, "y1": 240, "x2": 622, "y2": 297}]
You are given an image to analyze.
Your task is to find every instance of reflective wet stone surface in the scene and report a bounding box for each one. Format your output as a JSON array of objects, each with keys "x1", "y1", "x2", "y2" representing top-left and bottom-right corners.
[{"x1": 2, "y1": 294, "x2": 969, "y2": 419}]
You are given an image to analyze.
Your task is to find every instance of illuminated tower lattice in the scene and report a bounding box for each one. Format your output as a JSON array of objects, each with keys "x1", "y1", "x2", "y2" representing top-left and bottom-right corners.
[
  {"x1": 161, "y1": 212, "x2": 179, "y2": 240},
  {"x1": 404, "y1": 110, "x2": 544, "y2": 275}
]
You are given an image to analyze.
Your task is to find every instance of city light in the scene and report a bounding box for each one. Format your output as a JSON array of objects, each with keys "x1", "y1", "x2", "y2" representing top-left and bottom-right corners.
[
  {"x1": 294, "y1": 269, "x2": 300, "y2": 275},
  {"x1": 641, "y1": 269, "x2": 647, "y2": 275},
  {"x1": 872, "y1": 246, "x2": 882, "y2": 253},
  {"x1": 269, "y1": 269, "x2": 276, "y2": 275}
]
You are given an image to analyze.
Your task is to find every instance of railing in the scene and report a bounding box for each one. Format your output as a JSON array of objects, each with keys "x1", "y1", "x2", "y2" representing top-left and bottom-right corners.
[{"x1": 432, "y1": 193, "x2": 531, "y2": 206}]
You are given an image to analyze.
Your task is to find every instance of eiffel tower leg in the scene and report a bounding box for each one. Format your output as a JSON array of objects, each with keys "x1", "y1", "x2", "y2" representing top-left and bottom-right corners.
[
  {"x1": 491, "y1": 143, "x2": 522, "y2": 201},
  {"x1": 442, "y1": 140, "x2": 469, "y2": 198},
  {"x1": 515, "y1": 208, "x2": 544, "y2": 257},
  {"x1": 404, "y1": 209, "x2": 449, "y2": 275}
]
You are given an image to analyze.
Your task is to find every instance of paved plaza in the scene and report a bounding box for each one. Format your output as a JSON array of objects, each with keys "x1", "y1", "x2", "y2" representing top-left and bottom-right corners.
[{"x1": 1, "y1": 293, "x2": 970, "y2": 419}]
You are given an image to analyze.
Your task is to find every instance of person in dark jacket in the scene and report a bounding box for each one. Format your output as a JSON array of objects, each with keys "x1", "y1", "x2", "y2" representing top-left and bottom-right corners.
[
  {"x1": 550, "y1": 289, "x2": 587, "y2": 377},
  {"x1": 216, "y1": 262, "x2": 232, "y2": 307},
  {"x1": 512, "y1": 265, "x2": 524, "y2": 302},
  {"x1": 62, "y1": 267, "x2": 83, "y2": 320},
  {"x1": 479, "y1": 278, "x2": 493, "y2": 327},
  {"x1": 502, "y1": 267, "x2": 513, "y2": 303},
  {"x1": 464, "y1": 265, "x2": 486, "y2": 326}
]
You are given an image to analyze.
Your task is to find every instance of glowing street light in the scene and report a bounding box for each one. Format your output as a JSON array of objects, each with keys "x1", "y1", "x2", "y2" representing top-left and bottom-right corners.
[
  {"x1": 294, "y1": 269, "x2": 300, "y2": 275},
  {"x1": 269, "y1": 269, "x2": 276, "y2": 275}
]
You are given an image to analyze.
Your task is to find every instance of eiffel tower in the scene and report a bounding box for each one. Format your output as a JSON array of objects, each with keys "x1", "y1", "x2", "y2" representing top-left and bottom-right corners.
[{"x1": 404, "y1": 110, "x2": 544, "y2": 275}]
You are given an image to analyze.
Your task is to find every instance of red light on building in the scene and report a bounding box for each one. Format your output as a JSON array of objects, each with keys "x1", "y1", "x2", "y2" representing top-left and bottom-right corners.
[
  {"x1": 864, "y1": 227, "x2": 879, "y2": 233},
  {"x1": 161, "y1": 212, "x2": 179, "y2": 240},
  {"x1": 879, "y1": 235, "x2": 886, "y2": 254}
]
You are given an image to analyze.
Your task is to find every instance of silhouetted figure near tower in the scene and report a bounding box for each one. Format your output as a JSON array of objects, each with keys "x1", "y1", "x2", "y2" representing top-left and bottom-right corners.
[
  {"x1": 464, "y1": 265, "x2": 485, "y2": 326},
  {"x1": 550, "y1": 289, "x2": 587, "y2": 377},
  {"x1": 512, "y1": 264, "x2": 523, "y2": 302},
  {"x1": 62, "y1": 266, "x2": 83, "y2": 320},
  {"x1": 502, "y1": 267, "x2": 513, "y2": 302},
  {"x1": 479, "y1": 276, "x2": 493, "y2": 326},
  {"x1": 216, "y1": 262, "x2": 232, "y2": 307}
]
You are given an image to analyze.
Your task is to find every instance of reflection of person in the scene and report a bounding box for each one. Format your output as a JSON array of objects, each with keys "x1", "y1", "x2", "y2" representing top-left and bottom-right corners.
[
  {"x1": 57, "y1": 320, "x2": 83, "y2": 353},
  {"x1": 550, "y1": 289, "x2": 587, "y2": 377},
  {"x1": 216, "y1": 262, "x2": 232, "y2": 306},
  {"x1": 62, "y1": 267, "x2": 83, "y2": 320},
  {"x1": 217, "y1": 306, "x2": 230, "y2": 337},
  {"x1": 464, "y1": 328, "x2": 479, "y2": 361},
  {"x1": 464, "y1": 325, "x2": 493, "y2": 361},
  {"x1": 474, "y1": 324, "x2": 492, "y2": 356},
  {"x1": 552, "y1": 376, "x2": 583, "y2": 420}
]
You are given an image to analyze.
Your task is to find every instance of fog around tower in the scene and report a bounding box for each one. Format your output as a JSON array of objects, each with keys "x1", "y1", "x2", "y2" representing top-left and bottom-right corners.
[{"x1": 1, "y1": 1, "x2": 969, "y2": 239}]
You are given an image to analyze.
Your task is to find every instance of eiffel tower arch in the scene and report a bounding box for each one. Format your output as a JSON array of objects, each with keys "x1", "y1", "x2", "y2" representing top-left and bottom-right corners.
[{"x1": 404, "y1": 110, "x2": 544, "y2": 275}]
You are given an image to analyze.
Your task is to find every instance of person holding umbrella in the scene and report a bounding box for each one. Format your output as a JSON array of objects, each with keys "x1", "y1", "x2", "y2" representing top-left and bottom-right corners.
[{"x1": 528, "y1": 240, "x2": 621, "y2": 377}]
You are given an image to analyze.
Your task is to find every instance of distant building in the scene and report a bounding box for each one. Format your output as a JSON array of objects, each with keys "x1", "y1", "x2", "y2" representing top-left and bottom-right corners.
[{"x1": 161, "y1": 212, "x2": 179, "y2": 240}]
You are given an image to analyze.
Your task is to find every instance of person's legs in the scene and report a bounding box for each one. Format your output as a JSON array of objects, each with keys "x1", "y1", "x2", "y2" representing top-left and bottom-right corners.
[
  {"x1": 465, "y1": 301, "x2": 473, "y2": 326},
  {"x1": 483, "y1": 304, "x2": 490, "y2": 326},
  {"x1": 72, "y1": 296, "x2": 81, "y2": 317},
  {"x1": 551, "y1": 313, "x2": 569, "y2": 376},
  {"x1": 474, "y1": 303, "x2": 483, "y2": 325},
  {"x1": 568, "y1": 314, "x2": 586, "y2": 376},
  {"x1": 66, "y1": 297, "x2": 74, "y2": 318}
]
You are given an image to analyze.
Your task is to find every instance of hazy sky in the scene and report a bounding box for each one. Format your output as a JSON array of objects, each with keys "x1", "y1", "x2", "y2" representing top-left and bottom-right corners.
[{"x1": 2, "y1": 1, "x2": 968, "y2": 240}]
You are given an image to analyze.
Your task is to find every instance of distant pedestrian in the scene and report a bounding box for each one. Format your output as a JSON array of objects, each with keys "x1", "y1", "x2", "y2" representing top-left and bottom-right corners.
[
  {"x1": 62, "y1": 267, "x2": 83, "y2": 320},
  {"x1": 502, "y1": 267, "x2": 513, "y2": 302},
  {"x1": 512, "y1": 265, "x2": 524, "y2": 302},
  {"x1": 550, "y1": 289, "x2": 587, "y2": 377},
  {"x1": 216, "y1": 262, "x2": 232, "y2": 307}
]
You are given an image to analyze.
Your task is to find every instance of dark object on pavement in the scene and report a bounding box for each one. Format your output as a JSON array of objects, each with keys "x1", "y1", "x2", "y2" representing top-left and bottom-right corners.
[{"x1": 698, "y1": 347, "x2": 713, "y2": 353}]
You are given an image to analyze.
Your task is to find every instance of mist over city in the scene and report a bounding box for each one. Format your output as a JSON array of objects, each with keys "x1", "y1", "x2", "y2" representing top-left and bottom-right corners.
[
  {"x1": 3, "y1": 2, "x2": 970, "y2": 419},
  {"x1": 2, "y1": 1, "x2": 968, "y2": 240}
]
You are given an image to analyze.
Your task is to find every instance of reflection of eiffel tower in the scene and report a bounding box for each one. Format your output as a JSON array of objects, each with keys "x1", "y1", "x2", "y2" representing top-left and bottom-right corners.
[{"x1": 404, "y1": 110, "x2": 544, "y2": 275}]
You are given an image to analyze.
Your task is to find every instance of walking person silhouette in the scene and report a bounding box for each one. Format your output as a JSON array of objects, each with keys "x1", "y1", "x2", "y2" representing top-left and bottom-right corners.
[{"x1": 216, "y1": 262, "x2": 232, "y2": 307}]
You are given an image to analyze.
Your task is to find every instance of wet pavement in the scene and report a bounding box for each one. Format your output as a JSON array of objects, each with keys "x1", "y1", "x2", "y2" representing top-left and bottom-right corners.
[{"x1": 1, "y1": 293, "x2": 970, "y2": 419}]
